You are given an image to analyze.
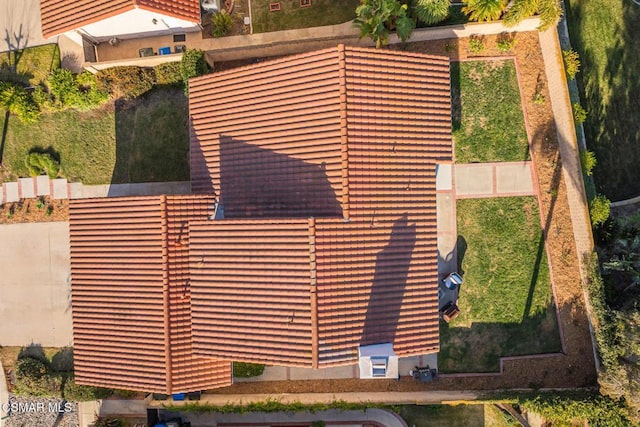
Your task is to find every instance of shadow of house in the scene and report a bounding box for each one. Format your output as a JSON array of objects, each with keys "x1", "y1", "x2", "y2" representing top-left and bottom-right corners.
[
  {"x1": 217, "y1": 136, "x2": 342, "y2": 218},
  {"x1": 111, "y1": 90, "x2": 190, "y2": 185},
  {"x1": 361, "y1": 214, "x2": 416, "y2": 346}
]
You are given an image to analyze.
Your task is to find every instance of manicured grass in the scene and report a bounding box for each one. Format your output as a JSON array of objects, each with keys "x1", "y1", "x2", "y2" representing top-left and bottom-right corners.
[
  {"x1": 451, "y1": 60, "x2": 529, "y2": 163},
  {"x1": 251, "y1": 0, "x2": 359, "y2": 33},
  {"x1": 0, "y1": 88, "x2": 189, "y2": 185},
  {"x1": 0, "y1": 44, "x2": 60, "y2": 86},
  {"x1": 439, "y1": 197, "x2": 561, "y2": 373},
  {"x1": 565, "y1": 0, "x2": 640, "y2": 200},
  {"x1": 397, "y1": 404, "x2": 518, "y2": 427}
]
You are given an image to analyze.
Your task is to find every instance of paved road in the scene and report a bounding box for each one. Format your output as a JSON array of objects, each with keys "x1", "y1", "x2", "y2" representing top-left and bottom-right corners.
[
  {"x1": 0, "y1": 0, "x2": 51, "y2": 52},
  {"x1": 0, "y1": 222, "x2": 72, "y2": 347}
]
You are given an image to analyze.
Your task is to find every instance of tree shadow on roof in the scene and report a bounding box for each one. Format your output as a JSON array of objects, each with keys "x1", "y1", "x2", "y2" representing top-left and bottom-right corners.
[{"x1": 361, "y1": 214, "x2": 416, "y2": 347}]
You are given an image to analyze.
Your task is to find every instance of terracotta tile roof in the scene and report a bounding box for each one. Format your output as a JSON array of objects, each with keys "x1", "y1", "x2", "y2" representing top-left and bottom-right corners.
[
  {"x1": 69, "y1": 195, "x2": 231, "y2": 393},
  {"x1": 40, "y1": 0, "x2": 200, "y2": 38},
  {"x1": 189, "y1": 219, "x2": 315, "y2": 366},
  {"x1": 188, "y1": 45, "x2": 451, "y2": 367}
]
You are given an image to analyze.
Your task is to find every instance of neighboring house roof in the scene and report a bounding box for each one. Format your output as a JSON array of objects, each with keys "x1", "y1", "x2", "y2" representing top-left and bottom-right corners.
[
  {"x1": 40, "y1": 0, "x2": 200, "y2": 38},
  {"x1": 189, "y1": 45, "x2": 451, "y2": 367},
  {"x1": 69, "y1": 195, "x2": 231, "y2": 393}
]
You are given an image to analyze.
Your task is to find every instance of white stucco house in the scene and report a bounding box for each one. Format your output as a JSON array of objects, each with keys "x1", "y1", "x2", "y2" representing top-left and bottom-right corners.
[{"x1": 40, "y1": 0, "x2": 203, "y2": 45}]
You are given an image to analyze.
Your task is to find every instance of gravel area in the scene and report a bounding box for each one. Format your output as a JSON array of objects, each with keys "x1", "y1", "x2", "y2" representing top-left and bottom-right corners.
[{"x1": 3, "y1": 394, "x2": 79, "y2": 427}]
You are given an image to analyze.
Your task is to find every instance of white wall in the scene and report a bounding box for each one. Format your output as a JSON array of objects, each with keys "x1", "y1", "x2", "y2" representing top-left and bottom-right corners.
[{"x1": 78, "y1": 8, "x2": 199, "y2": 41}]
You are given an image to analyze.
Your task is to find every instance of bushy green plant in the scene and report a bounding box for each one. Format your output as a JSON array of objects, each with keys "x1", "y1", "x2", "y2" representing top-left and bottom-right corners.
[
  {"x1": 503, "y1": 0, "x2": 538, "y2": 27},
  {"x1": 533, "y1": 91, "x2": 546, "y2": 104},
  {"x1": 211, "y1": 11, "x2": 233, "y2": 38},
  {"x1": 233, "y1": 362, "x2": 265, "y2": 377},
  {"x1": 44, "y1": 69, "x2": 108, "y2": 111},
  {"x1": 180, "y1": 49, "x2": 209, "y2": 95},
  {"x1": 562, "y1": 49, "x2": 581, "y2": 80},
  {"x1": 519, "y1": 392, "x2": 631, "y2": 426},
  {"x1": 0, "y1": 81, "x2": 39, "y2": 123},
  {"x1": 537, "y1": 0, "x2": 562, "y2": 31},
  {"x1": 496, "y1": 37, "x2": 515, "y2": 53},
  {"x1": 580, "y1": 150, "x2": 597, "y2": 176},
  {"x1": 589, "y1": 194, "x2": 611, "y2": 226},
  {"x1": 468, "y1": 38, "x2": 485, "y2": 53},
  {"x1": 63, "y1": 378, "x2": 112, "y2": 402},
  {"x1": 25, "y1": 152, "x2": 60, "y2": 178},
  {"x1": 91, "y1": 417, "x2": 126, "y2": 427},
  {"x1": 96, "y1": 66, "x2": 155, "y2": 100},
  {"x1": 462, "y1": 0, "x2": 508, "y2": 22},
  {"x1": 573, "y1": 102, "x2": 587, "y2": 124},
  {"x1": 14, "y1": 357, "x2": 62, "y2": 397},
  {"x1": 154, "y1": 61, "x2": 182, "y2": 86},
  {"x1": 354, "y1": 0, "x2": 415, "y2": 48},
  {"x1": 414, "y1": 0, "x2": 450, "y2": 25}
]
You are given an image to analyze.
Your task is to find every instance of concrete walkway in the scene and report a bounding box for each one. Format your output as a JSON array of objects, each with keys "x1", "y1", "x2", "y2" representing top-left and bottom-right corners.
[
  {"x1": 0, "y1": 0, "x2": 52, "y2": 52},
  {"x1": 152, "y1": 391, "x2": 479, "y2": 407},
  {"x1": 0, "y1": 177, "x2": 191, "y2": 204},
  {"x1": 0, "y1": 222, "x2": 72, "y2": 347},
  {"x1": 172, "y1": 408, "x2": 407, "y2": 427},
  {"x1": 537, "y1": 30, "x2": 594, "y2": 267},
  {"x1": 454, "y1": 162, "x2": 536, "y2": 199}
]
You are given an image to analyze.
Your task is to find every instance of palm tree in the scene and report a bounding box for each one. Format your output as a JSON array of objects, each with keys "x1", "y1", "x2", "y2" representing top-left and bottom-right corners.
[
  {"x1": 537, "y1": 0, "x2": 563, "y2": 30},
  {"x1": 503, "y1": 0, "x2": 539, "y2": 27},
  {"x1": 354, "y1": 0, "x2": 416, "y2": 48},
  {"x1": 414, "y1": 0, "x2": 450, "y2": 26},
  {"x1": 462, "y1": 0, "x2": 508, "y2": 22}
]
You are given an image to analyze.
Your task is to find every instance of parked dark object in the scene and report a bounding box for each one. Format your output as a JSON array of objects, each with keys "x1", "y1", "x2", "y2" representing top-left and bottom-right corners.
[
  {"x1": 409, "y1": 366, "x2": 437, "y2": 382},
  {"x1": 440, "y1": 301, "x2": 461, "y2": 322}
]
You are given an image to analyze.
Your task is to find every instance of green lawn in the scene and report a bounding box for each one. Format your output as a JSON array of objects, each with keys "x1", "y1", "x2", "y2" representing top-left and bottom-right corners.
[
  {"x1": 0, "y1": 44, "x2": 60, "y2": 86},
  {"x1": 451, "y1": 60, "x2": 529, "y2": 163},
  {"x1": 0, "y1": 88, "x2": 189, "y2": 185},
  {"x1": 397, "y1": 404, "x2": 518, "y2": 427},
  {"x1": 251, "y1": 0, "x2": 359, "y2": 33},
  {"x1": 439, "y1": 197, "x2": 561, "y2": 373},
  {"x1": 565, "y1": 0, "x2": 640, "y2": 201}
]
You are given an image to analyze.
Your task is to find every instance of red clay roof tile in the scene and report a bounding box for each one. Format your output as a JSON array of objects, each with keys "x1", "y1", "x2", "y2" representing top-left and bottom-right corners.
[
  {"x1": 69, "y1": 195, "x2": 231, "y2": 393},
  {"x1": 188, "y1": 45, "x2": 451, "y2": 367},
  {"x1": 40, "y1": 0, "x2": 200, "y2": 38}
]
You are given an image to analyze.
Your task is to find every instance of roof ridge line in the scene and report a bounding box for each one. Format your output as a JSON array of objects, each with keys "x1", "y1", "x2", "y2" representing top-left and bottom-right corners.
[
  {"x1": 338, "y1": 44, "x2": 350, "y2": 220},
  {"x1": 308, "y1": 217, "x2": 319, "y2": 368},
  {"x1": 160, "y1": 195, "x2": 173, "y2": 393}
]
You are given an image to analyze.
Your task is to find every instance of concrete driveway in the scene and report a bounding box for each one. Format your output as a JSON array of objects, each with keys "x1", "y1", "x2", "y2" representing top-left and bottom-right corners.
[
  {"x1": 0, "y1": 222, "x2": 72, "y2": 347},
  {"x1": 0, "y1": 0, "x2": 51, "y2": 52}
]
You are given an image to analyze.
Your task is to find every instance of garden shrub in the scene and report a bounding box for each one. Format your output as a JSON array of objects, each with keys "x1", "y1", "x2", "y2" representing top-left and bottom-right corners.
[
  {"x1": 63, "y1": 378, "x2": 112, "y2": 402},
  {"x1": 96, "y1": 66, "x2": 155, "y2": 100},
  {"x1": 580, "y1": 150, "x2": 597, "y2": 176},
  {"x1": 0, "y1": 81, "x2": 39, "y2": 123},
  {"x1": 91, "y1": 417, "x2": 126, "y2": 427},
  {"x1": 562, "y1": 49, "x2": 581, "y2": 80},
  {"x1": 44, "y1": 69, "x2": 108, "y2": 111},
  {"x1": 25, "y1": 152, "x2": 60, "y2": 178},
  {"x1": 468, "y1": 38, "x2": 485, "y2": 53},
  {"x1": 573, "y1": 102, "x2": 587, "y2": 124},
  {"x1": 180, "y1": 49, "x2": 209, "y2": 95},
  {"x1": 537, "y1": 0, "x2": 563, "y2": 31},
  {"x1": 233, "y1": 362, "x2": 265, "y2": 377},
  {"x1": 211, "y1": 12, "x2": 233, "y2": 38},
  {"x1": 519, "y1": 393, "x2": 630, "y2": 426},
  {"x1": 589, "y1": 194, "x2": 611, "y2": 226},
  {"x1": 14, "y1": 357, "x2": 62, "y2": 397},
  {"x1": 154, "y1": 61, "x2": 183, "y2": 86},
  {"x1": 415, "y1": 0, "x2": 450, "y2": 26},
  {"x1": 496, "y1": 37, "x2": 515, "y2": 53}
]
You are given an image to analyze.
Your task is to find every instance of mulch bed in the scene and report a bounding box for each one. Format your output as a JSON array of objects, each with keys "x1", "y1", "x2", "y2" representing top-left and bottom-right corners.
[
  {"x1": 0, "y1": 196, "x2": 68, "y2": 224},
  {"x1": 205, "y1": 31, "x2": 597, "y2": 395}
]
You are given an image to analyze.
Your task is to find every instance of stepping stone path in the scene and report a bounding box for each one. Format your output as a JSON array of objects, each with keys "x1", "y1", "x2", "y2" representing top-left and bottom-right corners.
[{"x1": 0, "y1": 176, "x2": 191, "y2": 205}]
